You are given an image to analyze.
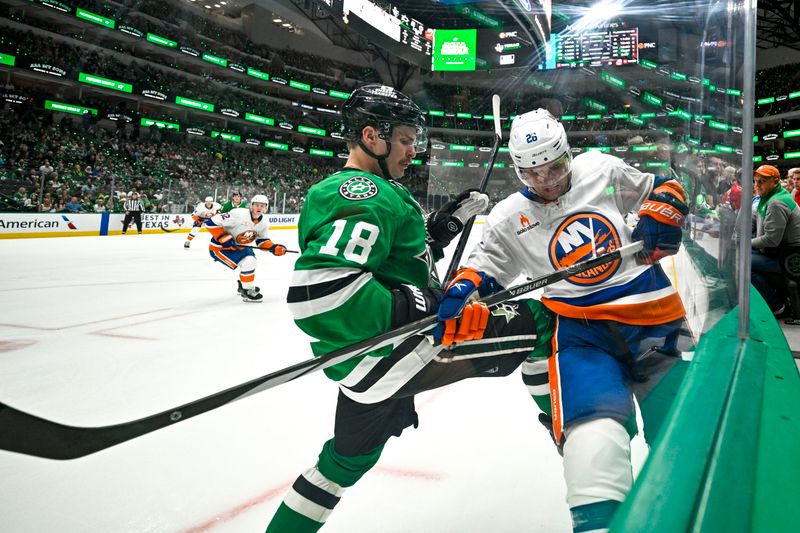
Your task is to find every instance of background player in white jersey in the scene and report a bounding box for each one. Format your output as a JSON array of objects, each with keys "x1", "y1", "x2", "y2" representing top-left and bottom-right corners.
[
  {"x1": 204, "y1": 194, "x2": 287, "y2": 302},
  {"x1": 184, "y1": 196, "x2": 221, "y2": 249},
  {"x1": 438, "y1": 109, "x2": 691, "y2": 531}
]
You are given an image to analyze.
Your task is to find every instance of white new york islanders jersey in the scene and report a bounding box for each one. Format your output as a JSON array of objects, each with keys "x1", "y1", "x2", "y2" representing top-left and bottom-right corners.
[
  {"x1": 207, "y1": 207, "x2": 270, "y2": 248},
  {"x1": 192, "y1": 201, "x2": 221, "y2": 219},
  {"x1": 466, "y1": 150, "x2": 685, "y2": 325}
]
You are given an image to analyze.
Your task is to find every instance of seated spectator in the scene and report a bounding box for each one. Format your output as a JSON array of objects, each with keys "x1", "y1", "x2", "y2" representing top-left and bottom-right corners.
[
  {"x1": 790, "y1": 167, "x2": 800, "y2": 205},
  {"x1": 13, "y1": 187, "x2": 32, "y2": 209},
  {"x1": 39, "y1": 198, "x2": 55, "y2": 212},
  {"x1": 64, "y1": 195, "x2": 86, "y2": 213},
  {"x1": 720, "y1": 172, "x2": 742, "y2": 211},
  {"x1": 92, "y1": 196, "x2": 107, "y2": 213},
  {"x1": 751, "y1": 165, "x2": 800, "y2": 314},
  {"x1": 39, "y1": 159, "x2": 53, "y2": 178}
]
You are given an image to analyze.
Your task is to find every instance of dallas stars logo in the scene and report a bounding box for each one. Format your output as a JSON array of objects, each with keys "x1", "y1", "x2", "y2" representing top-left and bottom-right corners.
[
  {"x1": 491, "y1": 302, "x2": 520, "y2": 324},
  {"x1": 340, "y1": 176, "x2": 378, "y2": 200}
]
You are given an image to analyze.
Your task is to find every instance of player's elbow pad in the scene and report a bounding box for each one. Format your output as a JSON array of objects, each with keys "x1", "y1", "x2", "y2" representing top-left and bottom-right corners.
[{"x1": 639, "y1": 179, "x2": 689, "y2": 227}]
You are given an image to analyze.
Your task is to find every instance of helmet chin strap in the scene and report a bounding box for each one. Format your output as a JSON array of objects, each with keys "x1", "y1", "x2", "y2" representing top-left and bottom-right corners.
[{"x1": 358, "y1": 137, "x2": 393, "y2": 179}]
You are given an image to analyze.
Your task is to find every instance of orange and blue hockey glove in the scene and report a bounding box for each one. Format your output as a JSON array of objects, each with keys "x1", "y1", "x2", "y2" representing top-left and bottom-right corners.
[
  {"x1": 434, "y1": 268, "x2": 492, "y2": 347},
  {"x1": 632, "y1": 177, "x2": 689, "y2": 264},
  {"x1": 257, "y1": 239, "x2": 287, "y2": 256}
]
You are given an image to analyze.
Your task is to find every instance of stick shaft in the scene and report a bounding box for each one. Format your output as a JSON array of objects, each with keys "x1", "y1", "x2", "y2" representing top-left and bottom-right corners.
[{"x1": 442, "y1": 94, "x2": 502, "y2": 283}]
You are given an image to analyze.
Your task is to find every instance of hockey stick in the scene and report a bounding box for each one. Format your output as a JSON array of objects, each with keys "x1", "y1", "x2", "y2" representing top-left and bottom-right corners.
[
  {"x1": 442, "y1": 94, "x2": 502, "y2": 284},
  {"x1": 235, "y1": 245, "x2": 300, "y2": 254},
  {"x1": 159, "y1": 226, "x2": 182, "y2": 233},
  {"x1": 0, "y1": 241, "x2": 643, "y2": 460}
]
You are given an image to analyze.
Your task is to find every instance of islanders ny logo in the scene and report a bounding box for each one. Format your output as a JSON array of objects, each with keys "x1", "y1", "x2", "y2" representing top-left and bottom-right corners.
[{"x1": 548, "y1": 212, "x2": 621, "y2": 286}]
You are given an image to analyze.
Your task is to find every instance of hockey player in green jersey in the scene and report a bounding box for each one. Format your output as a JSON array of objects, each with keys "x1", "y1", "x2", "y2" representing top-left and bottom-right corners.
[
  {"x1": 265, "y1": 85, "x2": 555, "y2": 532},
  {"x1": 219, "y1": 191, "x2": 246, "y2": 214}
]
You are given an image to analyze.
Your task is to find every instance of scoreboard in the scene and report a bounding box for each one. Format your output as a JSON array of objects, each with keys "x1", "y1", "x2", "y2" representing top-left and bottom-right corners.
[
  {"x1": 318, "y1": 0, "x2": 432, "y2": 65},
  {"x1": 554, "y1": 28, "x2": 639, "y2": 68},
  {"x1": 393, "y1": 6, "x2": 433, "y2": 57}
]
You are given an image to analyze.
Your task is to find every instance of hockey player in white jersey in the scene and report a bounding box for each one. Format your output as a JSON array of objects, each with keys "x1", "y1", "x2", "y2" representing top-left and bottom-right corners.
[
  {"x1": 437, "y1": 109, "x2": 690, "y2": 531},
  {"x1": 184, "y1": 196, "x2": 221, "y2": 249},
  {"x1": 204, "y1": 194, "x2": 287, "y2": 302}
]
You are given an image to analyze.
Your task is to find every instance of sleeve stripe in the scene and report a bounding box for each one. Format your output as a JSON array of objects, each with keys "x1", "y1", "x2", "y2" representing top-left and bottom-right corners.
[
  {"x1": 287, "y1": 271, "x2": 363, "y2": 303},
  {"x1": 288, "y1": 271, "x2": 373, "y2": 320},
  {"x1": 291, "y1": 267, "x2": 363, "y2": 285}
]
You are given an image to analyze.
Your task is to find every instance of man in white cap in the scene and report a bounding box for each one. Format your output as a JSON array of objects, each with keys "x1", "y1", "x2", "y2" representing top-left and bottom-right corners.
[{"x1": 184, "y1": 195, "x2": 221, "y2": 249}]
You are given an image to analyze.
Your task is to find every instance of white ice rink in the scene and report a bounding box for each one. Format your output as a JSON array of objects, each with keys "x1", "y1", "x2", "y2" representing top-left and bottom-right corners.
[{"x1": 0, "y1": 230, "x2": 650, "y2": 533}]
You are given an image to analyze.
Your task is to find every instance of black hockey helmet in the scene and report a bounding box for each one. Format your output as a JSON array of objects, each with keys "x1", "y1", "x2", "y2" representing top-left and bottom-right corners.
[{"x1": 341, "y1": 84, "x2": 428, "y2": 154}]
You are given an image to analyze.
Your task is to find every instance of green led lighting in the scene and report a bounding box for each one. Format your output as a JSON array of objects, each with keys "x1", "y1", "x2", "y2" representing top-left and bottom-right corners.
[
  {"x1": 290, "y1": 80, "x2": 311, "y2": 92},
  {"x1": 298, "y1": 125, "x2": 326, "y2": 136},
  {"x1": 78, "y1": 72, "x2": 132, "y2": 93},
  {"x1": 75, "y1": 8, "x2": 115, "y2": 28},
  {"x1": 146, "y1": 33, "x2": 177, "y2": 48},
  {"x1": 247, "y1": 68, "x2": 269, "y2": 81},
  {"x1": 175, "y1": 96, "x2": 214, "y2": 112},
  {"x1": 140, "y1": 118, "x2": 179, "y2": 130},
  {"x1": 265, "y1": 141, "x2": 289, "y2": 151},
  {"x1": 211, "y1": 131, "x2": 240, "y2": 142},
  {"x1": 202, "y1": 53, "x2": 227, "y2": 67},
  {"x1": 45, "y1": 100, "x2": 97, "y2": 116}
]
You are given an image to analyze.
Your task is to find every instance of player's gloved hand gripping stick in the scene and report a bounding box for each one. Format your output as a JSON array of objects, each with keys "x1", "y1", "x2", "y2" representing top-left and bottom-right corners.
[
  {"x1": 0, "y1": 242, "x2": 642, "y2": 460},
  {"x1": 632, "y1": 178, "x2": 689, "y2": 264},
  {"x1": 434, "y1": 268, "x2": 492, "y2": 346}
]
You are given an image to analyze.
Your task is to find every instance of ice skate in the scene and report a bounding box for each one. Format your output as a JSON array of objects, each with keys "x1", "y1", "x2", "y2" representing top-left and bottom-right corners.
[{"x1": 241, "y1": 287, "x2": 263, "y2": 303}]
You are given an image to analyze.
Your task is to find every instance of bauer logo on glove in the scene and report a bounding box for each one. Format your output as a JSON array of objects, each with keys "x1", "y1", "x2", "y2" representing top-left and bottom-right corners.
[{"x1": 632, "y1": 178, "x2": 689, "y2": 264}]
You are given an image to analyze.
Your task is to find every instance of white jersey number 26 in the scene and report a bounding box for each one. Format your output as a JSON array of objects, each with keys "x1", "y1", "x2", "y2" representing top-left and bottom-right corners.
[{"x1": 320, "y1": 219, "x2": 379, "y2": 265}]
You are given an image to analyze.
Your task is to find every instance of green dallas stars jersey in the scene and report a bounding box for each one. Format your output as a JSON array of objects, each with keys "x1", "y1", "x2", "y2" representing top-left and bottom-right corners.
[
  {"x1": 287, "y1": 169, "x2": 435, "y2": 381},
  {"x1": 220, "y1": 199, "x2": 246, "y2": 213}
]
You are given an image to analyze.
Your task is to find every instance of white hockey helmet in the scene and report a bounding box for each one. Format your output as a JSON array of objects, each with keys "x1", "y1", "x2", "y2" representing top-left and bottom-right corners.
[
  {"x1": 508, "y1": 109, "x2": 572, "y2": 200},
  {"x1": 251, "y1": 194, "x2": 269, "y2": 207},
  {"x1": 204, "y1": 196, "x2": 214, "y2": 202}
]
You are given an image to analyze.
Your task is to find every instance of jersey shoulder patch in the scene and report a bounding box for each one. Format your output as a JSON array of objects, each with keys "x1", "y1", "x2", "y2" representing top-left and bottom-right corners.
[{"x1": 339, "y1": 176, "x2": 379, "y2": 201}]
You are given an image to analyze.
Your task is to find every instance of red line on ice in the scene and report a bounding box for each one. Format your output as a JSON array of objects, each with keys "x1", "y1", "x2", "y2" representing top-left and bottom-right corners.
[
  {"x1": 180, "y1": 480, "x2": 292, "y2": 533},
  {"x1": 373, "y1": 465, "x2": 444, "y2": 481}
]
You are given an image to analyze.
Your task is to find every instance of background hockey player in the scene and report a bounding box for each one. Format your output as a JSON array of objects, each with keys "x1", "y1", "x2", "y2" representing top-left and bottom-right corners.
[
  {"x1": 448, "y1": 108, "x2": 690, "y2": 531},
  {"x1": 265, "y1": 84, "x2": 555, "y2": 532},
  {"x1": 220, "y1": 191, "x2": 246, "y2": 214},
  {"x1": 204, "y1": 194, "x2": 287, "y2": 302},
  {"x1": 184, "y1": 196, "x2": 221, "y2": 249}
]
